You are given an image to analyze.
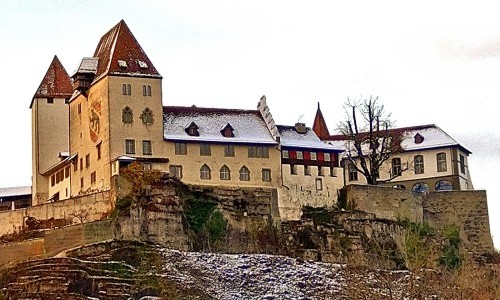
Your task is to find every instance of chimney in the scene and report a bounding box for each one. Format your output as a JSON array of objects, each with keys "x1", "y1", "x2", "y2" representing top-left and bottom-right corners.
[{"x1": 295, "y1": 122, "x2": 307, "y2": 134}]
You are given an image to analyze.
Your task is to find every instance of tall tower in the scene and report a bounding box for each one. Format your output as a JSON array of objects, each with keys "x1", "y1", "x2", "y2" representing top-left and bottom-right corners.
[
  {"x1": 312, "y1": 102, "x2": 330, "y2": 140},
  {"x1": 30, "y1": 56, "x2": 72, "y2": 205},
  {"x1": 69, "y1": 20, "x2": 165, "y2": 196}
]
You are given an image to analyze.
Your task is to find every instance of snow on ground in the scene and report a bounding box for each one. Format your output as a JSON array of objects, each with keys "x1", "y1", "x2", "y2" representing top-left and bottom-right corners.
[{"x1": 156, "y1": 248, "x2": 412, "y2": 300}]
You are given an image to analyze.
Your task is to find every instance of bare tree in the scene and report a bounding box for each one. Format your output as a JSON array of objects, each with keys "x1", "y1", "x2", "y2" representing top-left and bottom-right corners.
[{"x1": 338, "y1": 96, "x2": 407, "y2": 185}]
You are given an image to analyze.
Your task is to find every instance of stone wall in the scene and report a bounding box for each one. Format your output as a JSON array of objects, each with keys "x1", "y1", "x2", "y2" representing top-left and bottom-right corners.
[
  {"x1": 0, "y1": 191, "x2": 112, "y2": 237},
  {"x1": 345, "y1": 184, "x2": 494, "y2": 255},
  {"x1": 423, "y1": 190, "x2": 494, "y2": 255},
  {"x1": 0, "y1": 219, "x2": 114, "y2": 269},
  {"x1": 346, "y1": 184, "x2": 424, "y2": 222}
]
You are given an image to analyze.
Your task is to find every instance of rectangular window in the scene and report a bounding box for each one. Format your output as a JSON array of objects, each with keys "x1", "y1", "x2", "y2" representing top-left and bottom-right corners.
[
  {"x1": 143, "y1": 163, "x2": 152, "y2": 171},
  {"x1": 142, "y1": 85, "x2": 152, "y2": 96},
  {"x1": 248, "y1": 146, "x2": 269, "y2": 158},
  {"x1": 96, "y1": 142, "x2": 101, "y2": 160},
  {"x1": 143, "y1": 140, "x2": 152, "y2": 155},
  {"x1": 80, "y1": 158, "x2": 83, "y2": 171},
  {"x1": 51, "y1": 175, "x2": 55, "y2": 187},
  {"x1": 315, "y1": 178, "x2": 323, "y2": 190},
  {"x1": 296, "y1": 151, "x2": 303, "y2": 160},
  {"x1": 310, "y1": 152, "x2": 317, "y2": 161},
  {"x1": 169, "y1": 165, "x2": 182, "y2": 179},
  {"x1": 80, "y1": 177, "x2": 84, "y2": 188},
  {"x1": 290, "y1": 164, "x2": 297, "y2": 175},
  {"x1": 122, "y1": 83, "x2": 131, "y2": 95},
  {"x1": 459, "y1": 154, "x2": 466, "y2": 174},
  {"x1": 175, "y1": 142, "x2": 187, "y2": 155},
  {"x1": 437, "y1": 153, "x2": 447, "y2": 172},
  {"x1": 65, "y1": 166, "x2": 70, "y2": 178},
  {"x1": 74, "y1": 159, "x2": 78, "y2": 172},
  {"x1": 392, "y1": 157, "x2": 402, "y2": 177},
  {"x1": 262, "y1": 169, "x2": 271, "y2": 182},
  {"x1": 47, "y1": 98, "x2": 54, "y2": 104},
  {"x1": 414, "y1": 155, "x2": 424, "y2": 174},
  {"x1": 200, "y1": 143, "x2": 211, "y2": 156},
  {"x1": 224, "y1": 144, "x2": 235, "y2": 157},
  {"x1": 90, "y1": 171, "x2": 96, "y2": 184},
  {"x1": 85, "y1": 154, "x2": 90, "y2": 168},
  {"x1": 348, "y1": 162, "x2": 358, "y2": 181},
  {"x1": 125, "y1": 139, "x2": 135, "y2": 154},
  {"x1": 78, "y1": 103, "x2": 82, "y2": 114},
  {"x1": 324, "y1": 153, "x2": 331, "y2": 162},
  {"x1": 282, "y1": 150, "x2": 289, "y2": 159}
]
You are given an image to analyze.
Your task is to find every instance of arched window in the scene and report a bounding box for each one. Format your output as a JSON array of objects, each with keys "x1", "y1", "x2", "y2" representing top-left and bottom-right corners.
[
  {"x1": 200, "y1": 164, "x2": 211, "y2": 180},
  {"x1": 220, "y1": 165, "x2": 231, "y2": 180},
  {"x1": 435, "y1": 180, "x2": 453, "y2": 191},
  {"x1": 239, "y1": 166, "x2": 250, "y2": 181},
  {"x1": 122, "y1": 106, "x2": 133, "y2": 123},
  {"x1": 412, "y1": 182, "x2": 429, "y2": 193},
  {"x1": 141, "y1": 108, "x2": 154, "y2": 125}
]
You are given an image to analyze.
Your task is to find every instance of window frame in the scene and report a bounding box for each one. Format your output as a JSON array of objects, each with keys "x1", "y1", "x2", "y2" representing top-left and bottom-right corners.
[
  {"x1": 125, "y1": 139, "x2": 135, "y2": 154},
  {"x1": 262, "y1": 168, "x2": 271, "y2": 182},
  {"x1": 392, "y1": 157, "x2": 402, "y2": 177},
  {"x1": 169, "y1": 165, "x2": 183, "y2": 179},
  {"x1": 239, "y1": 166, "x2": 250, "y2": 181},
  {"x1": 437, "y1": 152, "x2": 447, "y2": 172},
  {"x1": 220, "y1": 165, "x2": 231, "y2": 180},
  {"x1": 142, "y1": 140, "x2": 152, "y2": 155},
  {"x1": 224, "y1": 144, "x2": 235, "y2": 157},
  {"x1": 414, "y1": 155, "x2": 424, "y2": 174},
  {"x1": 200, "y1": 164, "x2": 211, "y2": 180},
  {"x1": 174, "y1": 142, "x2": 187, "y2": 155},
  {"x1": 200, "y1": 143, "x2": 212, "y2": 156},
  {"x1": 348, "y1": 162, "x2": 358, "y2": 181}
]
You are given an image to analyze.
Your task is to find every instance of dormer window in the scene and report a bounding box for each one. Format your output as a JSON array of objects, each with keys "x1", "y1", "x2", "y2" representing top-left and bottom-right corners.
[
  {"x1": 118, "y1": 60, "x2": 128, "y2": 68},
  {"x1": 220, "y1": 123, "x2": 235, "y2": 138},
  {"x1": 414, "y1": 133, "x2": 424, "y2": 144},
  {"x1": 137, "y1": 60, "x2": 148, "y2": 69},
  {"x1": 185, "y1": 122, "x2": 199, "y2": 136}
]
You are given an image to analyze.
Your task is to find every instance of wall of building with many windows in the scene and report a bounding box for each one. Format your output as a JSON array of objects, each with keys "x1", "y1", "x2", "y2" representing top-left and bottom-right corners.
[{"x1": 164, "y1": 141, "x2": 281, "y2": 188}]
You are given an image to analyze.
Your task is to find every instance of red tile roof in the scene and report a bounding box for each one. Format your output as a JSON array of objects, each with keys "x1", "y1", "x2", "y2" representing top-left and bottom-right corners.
[
  {"x1": 92, "y1": 20, "x2": 161, "y2": 80},
  {"x1": 31, "y1": 55, "x2": 72, "y2": 107},
  {"x1": 312, "y1": 102, "x2": 330, "y2": 139}
]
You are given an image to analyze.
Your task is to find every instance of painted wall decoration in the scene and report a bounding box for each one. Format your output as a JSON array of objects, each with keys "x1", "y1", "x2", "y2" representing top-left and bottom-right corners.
[{"x1": 89, "y1": 99, "x2": 101, "y2": 143}]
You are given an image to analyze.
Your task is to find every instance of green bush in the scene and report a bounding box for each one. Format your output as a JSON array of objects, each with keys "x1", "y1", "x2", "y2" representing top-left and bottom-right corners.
[{"x1": 439, "y1": 224, "x2": 461, "y2": 269}]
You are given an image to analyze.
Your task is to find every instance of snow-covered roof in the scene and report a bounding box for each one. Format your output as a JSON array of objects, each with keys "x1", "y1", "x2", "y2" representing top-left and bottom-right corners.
[
  {"x1": 0, "y1": 186, "x2": 31, "y2": 198},
  {"x1": 76, "y1": 57, "x2": 99, "y2": 74},
  {"x1": 163, "y1": 106, "x2": 277, "y2": 145},
  {"x1": 277, "y1": 125, "x2": 341, "y2": 151},
  {"x1": 327, "y1": 124, "x2": 471, "y2": 154}
]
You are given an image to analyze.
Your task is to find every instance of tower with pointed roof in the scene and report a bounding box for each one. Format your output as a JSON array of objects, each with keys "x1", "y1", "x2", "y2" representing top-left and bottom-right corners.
[
  {"x1": 68, "y1": 20, "x2": 166, "y2": 196},
  {"x1": 30, "y1": 55, "x2": 72, "y2": 204},
  {"x1": 312, "y1": 102, "x2": 330, "y2": 140}
]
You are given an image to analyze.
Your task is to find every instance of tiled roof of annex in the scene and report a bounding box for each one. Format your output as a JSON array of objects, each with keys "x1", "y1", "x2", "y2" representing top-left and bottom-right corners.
[
  {"x1": 326, "y1": 124, "x2": 472, "y2": 154},
  {"x1": 31, "y1": 55, "x2": 72, "y2": 107},
  {"x1": 163, "y1": 106, "x2": 277, "y2": 145},
  {"x1": 0, "y1": 186, "x2": 31, "y2": 198},
  {"x1": 277, "y1": 125, "x2": 341, "y2": 151}
]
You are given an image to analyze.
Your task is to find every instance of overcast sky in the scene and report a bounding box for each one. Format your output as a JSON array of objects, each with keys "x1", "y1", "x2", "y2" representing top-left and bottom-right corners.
[{"x1": 0, "y1": 1, "x2": 498, "y2": 248}]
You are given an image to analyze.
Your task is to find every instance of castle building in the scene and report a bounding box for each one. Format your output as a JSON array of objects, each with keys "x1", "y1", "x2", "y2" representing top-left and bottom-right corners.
[
  {"x1": 29, "y1": 20, "x2": 345, "y2": 218},
  {"x1": 312, "y1": 106, "x2": 474, "y2": 192}
]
